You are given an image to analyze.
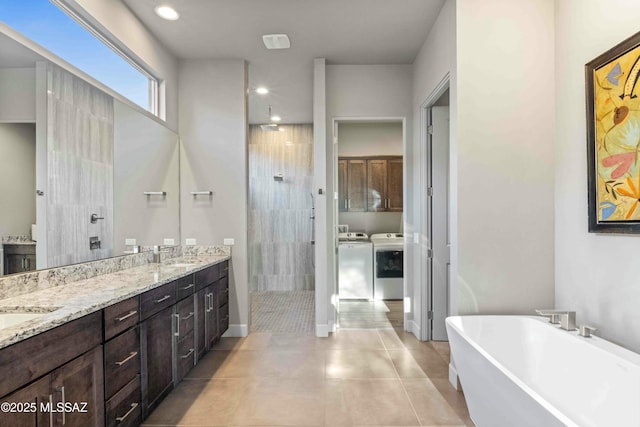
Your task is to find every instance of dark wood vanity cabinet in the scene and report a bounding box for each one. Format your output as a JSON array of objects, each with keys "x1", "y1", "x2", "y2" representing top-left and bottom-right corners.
[
  {"x1": 3, "y1": 244, "x2": 36, "y2": 275},
  {"x1": 0, "y1": 313, "x2": 104, "y2": 427},
  {"x1": 0, "y1": 259, "x2": 229, "y2": 427},
  {"x1": 49, "y1": 346, "x2": 104, "y2": 427},
  {"x1": 141, "y1": 304, "x2": 173, "y2": 416}
]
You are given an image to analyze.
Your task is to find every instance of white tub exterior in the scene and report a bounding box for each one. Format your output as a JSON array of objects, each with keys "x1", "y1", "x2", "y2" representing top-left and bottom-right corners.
[{"x1": 446, "y1": 315, "x2": 640, "y2": 427}]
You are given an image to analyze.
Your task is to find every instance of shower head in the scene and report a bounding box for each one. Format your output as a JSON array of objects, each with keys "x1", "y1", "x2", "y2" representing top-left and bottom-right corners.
[{"x1": 260, "y1": 124, "x2": 280, "y2": 131}]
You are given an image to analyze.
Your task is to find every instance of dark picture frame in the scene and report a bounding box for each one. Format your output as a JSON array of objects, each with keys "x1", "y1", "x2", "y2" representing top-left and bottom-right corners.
[{"x1": 586, "y1": 30, "x2": 640, "y2": 233}]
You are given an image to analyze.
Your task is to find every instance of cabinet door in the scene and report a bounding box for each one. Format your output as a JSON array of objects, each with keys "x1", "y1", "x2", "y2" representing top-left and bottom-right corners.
[
  {"x1": 142, "y1": 305, "x2": 173, "y2": 416},
  {"x1": 50, "y1": 346, "x2": 104, "y2": 427},
  {"x1": 4, "y1": 254, "x2": 25, "y2": 275},
  {"x1": 196, "y1": 288, "x2": 207, "y2": 360},
  {"x1": 1, "y1": 376, "x2": 50, "y2": 427},
  {"x1": 387, "y1": 159, "x2": 403, "y2": 211},
  {"x1": 347, "y1": 160, "x2": 367, "y2": 211},
  {"x1": 338, "y1": 160, "x2": 348, "y2": 212},
  {"x1": 367, "y1": 159, "x2": 387, "y2": 211}
]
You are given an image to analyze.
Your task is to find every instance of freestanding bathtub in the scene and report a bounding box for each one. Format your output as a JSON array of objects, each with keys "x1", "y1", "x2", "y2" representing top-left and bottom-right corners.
[{"x1": 446, "y1": 315, "x2": 640, "y2": 427}]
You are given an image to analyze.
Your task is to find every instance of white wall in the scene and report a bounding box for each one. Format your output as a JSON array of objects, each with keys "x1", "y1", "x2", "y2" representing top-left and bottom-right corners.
[
  {"x1": 179, "y1": 59, "x2": 249, "y2": 336},
  {"x1": 326, "y1": 64, "x2": 412, "y2": 332},
  {"x1": 337, "y1": 121, "x2": 403, "y2": 236},
  {"x1": 337, "y1": 122, "x2": 403, "y2": 157},
  {"x1": 0, "y1": 123, "x2": 36, "y2": 237},
  {"x1": 66, "y1": 0, "x2": 179, "y2": 131},
  {"x1": 555, "y1": 0, "x2": 640, "y2": 352},
  {"x1": 0, "y1": 68, "x2": 35, "y2": 122},
  {"x1": 454, "y1": 0, "x2": 555, "y2": 316},
  {"x1": 412, "y1": 0, "x2": 456, "y2": 338},
  {"x1": 113, "y1": 100, "x2": 180, "y2": 254}
]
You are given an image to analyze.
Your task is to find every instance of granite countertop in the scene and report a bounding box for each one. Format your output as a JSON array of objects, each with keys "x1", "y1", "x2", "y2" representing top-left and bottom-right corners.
[
  {"x1": 2, "y1": 241, "x2": 36, "y2": 246},
  {"x1": 0, "y1": 254, "x2": 229, "y2": 350}
]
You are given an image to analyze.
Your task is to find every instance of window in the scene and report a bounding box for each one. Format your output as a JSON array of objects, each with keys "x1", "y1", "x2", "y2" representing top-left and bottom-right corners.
[{"x1": 0, "y1": 0, "x2": 157, "y2": 113}]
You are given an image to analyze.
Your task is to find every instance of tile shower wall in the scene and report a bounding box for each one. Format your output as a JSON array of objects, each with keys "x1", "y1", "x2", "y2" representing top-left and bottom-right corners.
[
  {"x1": 248, "y1": 124, "x2": 314, "y2": 291},
  {"x1": 46, "y1": 64, "x2": 114, "y2": 268}
]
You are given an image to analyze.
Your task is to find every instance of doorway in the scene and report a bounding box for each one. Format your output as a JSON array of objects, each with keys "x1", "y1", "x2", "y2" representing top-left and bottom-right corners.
[
  {"x1": 422, "y1": 86, "x2": 451, "y2": 341},
  {"x1": 333, "y1": 118, "x2": 406, "y2": 330}
]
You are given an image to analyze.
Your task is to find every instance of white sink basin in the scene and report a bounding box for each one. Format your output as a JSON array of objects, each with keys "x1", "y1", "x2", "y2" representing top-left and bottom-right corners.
[
  {"x1": 168, "y1": 263, "x2": 196, "y2": 268},
  {"x1": 0, "y1": 313, "x2": 46, "y2": 329}
]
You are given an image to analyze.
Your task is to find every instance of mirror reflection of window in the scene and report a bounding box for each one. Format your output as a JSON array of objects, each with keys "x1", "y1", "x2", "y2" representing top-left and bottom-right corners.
[{"x1": 0, "y1": 0, "x2": 156, "y2": 113}]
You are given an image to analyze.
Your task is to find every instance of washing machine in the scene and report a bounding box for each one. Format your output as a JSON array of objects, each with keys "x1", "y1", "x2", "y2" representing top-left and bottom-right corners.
[
  {"x1": 370, "y1": 233, "x2": 404, "y2": 300},
  {"x1": 338, "y1": 232, "x2": 373, "y2": 300}
]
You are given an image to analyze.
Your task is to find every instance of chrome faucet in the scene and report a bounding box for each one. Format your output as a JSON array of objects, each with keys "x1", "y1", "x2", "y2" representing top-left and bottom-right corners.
[{"x1": 535, "y1": 309, "x2": 577, "y2": 331}]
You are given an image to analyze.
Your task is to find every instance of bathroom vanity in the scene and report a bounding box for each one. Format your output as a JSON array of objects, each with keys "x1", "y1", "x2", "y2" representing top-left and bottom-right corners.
[{"x1": 0, "y1": 251, "x2": 230, "y2": 426}]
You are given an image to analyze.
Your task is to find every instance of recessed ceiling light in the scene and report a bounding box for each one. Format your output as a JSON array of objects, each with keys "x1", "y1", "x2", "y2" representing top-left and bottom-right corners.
[
  {"x1": 256, "y1": 87, "x2": 269, "y2": 95},
  {"x1": 155, "y1": 5, "x2": 180, "y2": 20},
  {"x1": 285, "y1": 141, "x2": 294, "y2": 145},
  {"x1": 263, "y1": 34, "x2": 291, "y2": 50},
  {"x1": 270, "y1": 115, "x2": 282, "y2": 122}
]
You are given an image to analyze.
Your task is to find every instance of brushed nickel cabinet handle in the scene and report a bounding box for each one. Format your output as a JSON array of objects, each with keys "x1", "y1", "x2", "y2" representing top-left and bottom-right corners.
[
  {"x1": 180, "y1": 283, "x2": 195, "y2": 291},
  {"x1": 174, "y1": 313, "x2": 180, "y2": 337},
  {"x1": 115, "y1": 351, "x2": 138, "y2": 366},
  {"x1": 49, "y1": 394, "x2": 53, "y2": 427},
  {"x1": 182, "y1": 312, "x2": 195, "y2": 321},
  {"x1": 116, "y1": 310, "x2": 138, "y2": 322},
  {"x1": 155, "y1": 295, "x2": 171, "y2": 304},
  {"x1": 347, "y1": 199, "x2": 351, "y2": 209},
  {"x1": 205, "y1": 294, "x2": 211, "y2": 313},
  {"x1": 56, "y1": 386, "x2": 66, "y2": 425},
  {"x1": 180, "y1": 348, "x2": 195, "y2": 359},
  {"x1": 116, "y1": 402, "x2": 138, "y2": 422}
]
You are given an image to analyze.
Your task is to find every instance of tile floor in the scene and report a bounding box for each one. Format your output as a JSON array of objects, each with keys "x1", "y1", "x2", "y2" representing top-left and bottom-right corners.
[
  {"x1": 251, "y1": 291, "x2": 315, "y2": 333},
  {"x1": 143, "y1": 329, "x2": 474, "y2": 427},
  {"x1": 338, "y1": 300, "x2": 404, "y2": 329}
]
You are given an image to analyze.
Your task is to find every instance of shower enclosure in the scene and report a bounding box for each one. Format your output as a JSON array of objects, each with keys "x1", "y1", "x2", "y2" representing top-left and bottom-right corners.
[{"x1": 247, "y1": 124, "x2": 315, "y2": 333}]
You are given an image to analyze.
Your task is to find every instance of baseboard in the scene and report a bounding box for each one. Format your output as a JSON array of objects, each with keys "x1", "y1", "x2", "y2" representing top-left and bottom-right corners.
[
  {"x1": 408, "y1": 320, "x2": 421, "y2": 339},
  {"x1": 222, "y1": 324, "x2": 248, "y2": 337},
  {"x1": 316, "y1": 324, "x2": 330, "y2": 337},
  {"x1": 449, "y1": 362, "x2": 461, "y2": 390},
  {"x1": 328, "y1": 319, "x2": 336, "y2": 333}
]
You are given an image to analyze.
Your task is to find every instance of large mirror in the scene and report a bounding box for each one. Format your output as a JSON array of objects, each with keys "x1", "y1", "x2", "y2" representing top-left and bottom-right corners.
[{"x1": 0, "y1": 30, "x2": 180, "y2": 275}]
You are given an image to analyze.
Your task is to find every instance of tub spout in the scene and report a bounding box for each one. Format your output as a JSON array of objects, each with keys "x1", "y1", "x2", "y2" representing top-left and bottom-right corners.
[{"x1": 535, "y1": 309, "x2": 577, "y2": 330}]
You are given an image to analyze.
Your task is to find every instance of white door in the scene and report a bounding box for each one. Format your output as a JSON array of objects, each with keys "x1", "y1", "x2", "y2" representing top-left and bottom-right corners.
[{"x1": 431, "y1": 106, "x2": 450, "y2": 341}]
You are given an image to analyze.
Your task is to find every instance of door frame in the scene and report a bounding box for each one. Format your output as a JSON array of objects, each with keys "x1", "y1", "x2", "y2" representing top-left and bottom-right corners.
[
  {"x1": 419, "y1": 74, "x2": 453, "y2": 341},
  {"x1": 331, "y1": 116, "x2": 408, "y2": 331}
]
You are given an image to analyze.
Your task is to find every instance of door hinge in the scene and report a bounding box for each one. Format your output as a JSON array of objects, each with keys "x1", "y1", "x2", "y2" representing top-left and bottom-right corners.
[
  {"x1": 427, "y1": 310, "x2": 434, "y2": 320},
  {"x1": 427, "y1": 125, "x2": 433, "y2": 134},
  {"x1": 427, "y1": 187, "x2": 433, "y2": 197},
  {"x1": 427, "y1": 248, "x2": 433, "y2": 259}
]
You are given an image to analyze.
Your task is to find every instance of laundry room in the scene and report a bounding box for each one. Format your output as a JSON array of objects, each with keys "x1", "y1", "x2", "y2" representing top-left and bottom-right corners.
[{"x1": 336, "y1": 120, "x2": 404, "y2": 328}]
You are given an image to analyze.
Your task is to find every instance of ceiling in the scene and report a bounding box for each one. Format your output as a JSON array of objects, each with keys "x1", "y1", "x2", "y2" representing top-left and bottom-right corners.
[{"x1": 122, "y1": 0, "x2": 445, "y2": 124}]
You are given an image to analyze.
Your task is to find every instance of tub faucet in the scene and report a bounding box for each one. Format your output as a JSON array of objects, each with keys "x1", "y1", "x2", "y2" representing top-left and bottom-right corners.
[{"x1": 535, "y1": 309, "x2": 577, "y2": 331}]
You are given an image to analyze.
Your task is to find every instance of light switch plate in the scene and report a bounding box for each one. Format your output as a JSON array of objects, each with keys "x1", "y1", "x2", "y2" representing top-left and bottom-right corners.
[
  {"x1": 223, "y1": 238, "x2": 235, "y2": 245},
  {"x1": 185, "y1": 238, "x2": 196, "y2": 246},
  {"x1": 163, "y1": 238, "x2": 175, "y2": 245},
  {"x1": 125, "y1": 238, "x2": 137, "y2": 246}
]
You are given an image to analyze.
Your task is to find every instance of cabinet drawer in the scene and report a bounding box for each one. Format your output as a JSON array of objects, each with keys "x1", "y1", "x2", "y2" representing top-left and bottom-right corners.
[
  {"x1": 140, "y1": 281, "x2": 176, "y2": 320},
  {"x1": 219, "y1": 303, "x2": 229, "y2": 336},
  {"x1": 104, "y1": 296, "x2": 139, "y2": 341},
  {"x1": 176, "y1": 274, "x2": 196, "y2": 301},
  {"x1": 104, "y1": 327, "x2": 140, "y2": 400},
  {"x1": 0, "y1": 312, "x2": 101, "y2": 398},
  {"x1": 219, "y1": 260, "x2": 229, "y2": 278},
  {"x1": 176, "y1": 332, "x2": 195, "y2": 381},
  {"x1": 195, "y1": 264, "x2": 219, "y2": 290},
  {"x1": 106, "y1": 376, "x2": 141, "y2": 427},
  {"x1": 218, "y1": 283, "x2": 229, "y2": 308},
  {"x1": 176, "y1": 296, "x2": 195, "y2": 337}
]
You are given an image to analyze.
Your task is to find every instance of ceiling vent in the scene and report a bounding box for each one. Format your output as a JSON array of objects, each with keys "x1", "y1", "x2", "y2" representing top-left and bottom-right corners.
[{"x1": 262, "y1": 34, "x2": 291, "y2": 50}]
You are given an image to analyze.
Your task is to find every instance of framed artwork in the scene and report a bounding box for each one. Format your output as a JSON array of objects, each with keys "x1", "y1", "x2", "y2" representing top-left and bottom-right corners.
[{"x1": 586, "y1": 30, "x2": 640, "y2": 233}]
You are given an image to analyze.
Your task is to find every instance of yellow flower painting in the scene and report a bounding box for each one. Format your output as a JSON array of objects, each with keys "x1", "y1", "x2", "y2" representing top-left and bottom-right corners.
[{"x1": 588, "y1": 32, "x2": 640, "y2": 231}]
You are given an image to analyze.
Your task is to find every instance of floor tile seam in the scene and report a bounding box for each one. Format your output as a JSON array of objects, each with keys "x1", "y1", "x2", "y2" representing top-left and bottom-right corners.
[
  {"x1": 185, "y1": 375, "x2": 327, "y2": 380},
  {"x1": 378, "y1": 329, "x2": 424, "y2": 427}
]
